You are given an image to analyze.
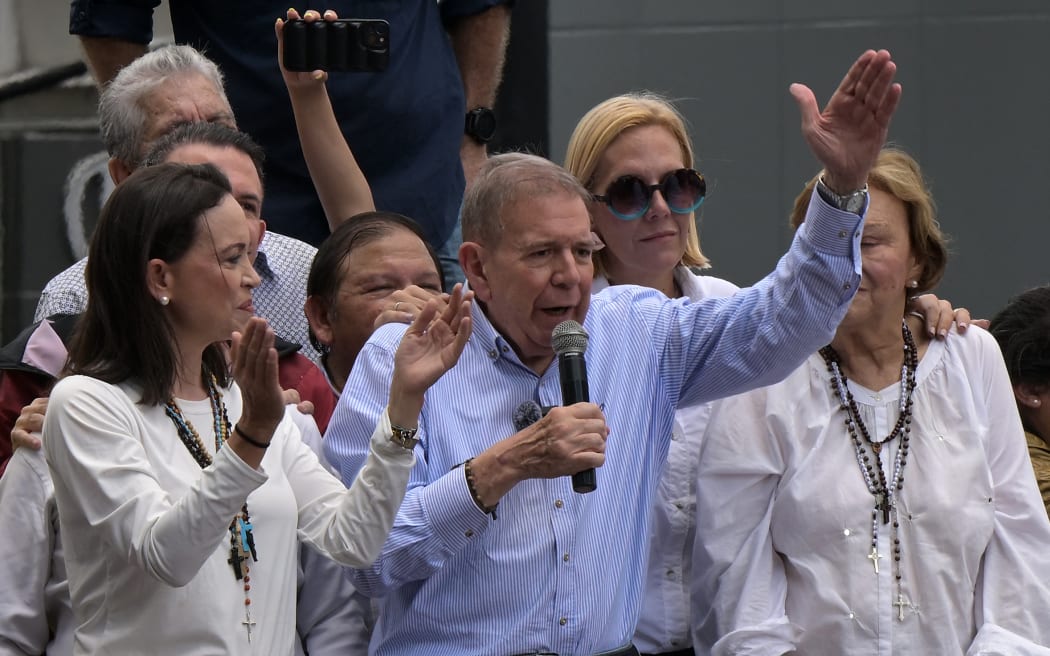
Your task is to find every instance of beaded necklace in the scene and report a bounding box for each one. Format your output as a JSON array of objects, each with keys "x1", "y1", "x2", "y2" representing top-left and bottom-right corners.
[
  {"x1": 819, "y1": 320, "x2": 917, "y2": 622},
  {"x1": 164, "y1": 375, "x2": 260, "y2": 643}
]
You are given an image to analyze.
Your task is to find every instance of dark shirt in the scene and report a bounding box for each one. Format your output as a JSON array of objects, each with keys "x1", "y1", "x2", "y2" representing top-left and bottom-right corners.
[
  {"x1": 70, "y1": 0, "x2": 504, "y2": 247},
  {"x1": 0, "y1": 315, "x2": 78, "y2": 477}
]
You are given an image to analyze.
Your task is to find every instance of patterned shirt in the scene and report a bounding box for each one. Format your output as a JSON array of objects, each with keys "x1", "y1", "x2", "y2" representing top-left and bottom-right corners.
[{"x1": 34, "y1": 231, "x2": 319, "y2": 363}]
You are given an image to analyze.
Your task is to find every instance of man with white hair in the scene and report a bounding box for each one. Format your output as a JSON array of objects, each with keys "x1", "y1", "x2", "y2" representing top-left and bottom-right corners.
[{"x1": 34, "y1": 45, "x2": 319, "y2": 363}]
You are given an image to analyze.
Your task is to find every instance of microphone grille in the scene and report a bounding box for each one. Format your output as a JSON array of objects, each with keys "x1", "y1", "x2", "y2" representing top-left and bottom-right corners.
[{"x1": 552, "y1": 320, "x2": 588, "y2": 355}]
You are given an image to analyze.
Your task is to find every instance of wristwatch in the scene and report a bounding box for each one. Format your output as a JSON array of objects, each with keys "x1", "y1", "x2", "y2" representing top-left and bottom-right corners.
[
  {"x1": 391, "y1": 423, "x2": 419, "y2": 450},
  {"x1": 816, "y1": 176, "x2": 868, "y2": 215},
  {"x1": 464, "y1": 107, "x2": 497, "y2": 144}
]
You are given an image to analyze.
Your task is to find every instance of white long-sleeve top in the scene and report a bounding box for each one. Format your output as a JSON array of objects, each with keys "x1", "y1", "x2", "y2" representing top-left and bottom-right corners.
[
  {"x1": 0, "y1": 447, "x2": 73, "y2": 656},
  {"x1": 595, "y1": 266, "x2": 739, "y2": 654},
  {"x1": 288, "y1": 410, "x2": 373, "y2": 656},
  {"x1": 693, "y1": 328, "x2": 1050, "y2": 655},
  {"x1": 43, "y1": 375, "x2": 413, "y2": 656}
]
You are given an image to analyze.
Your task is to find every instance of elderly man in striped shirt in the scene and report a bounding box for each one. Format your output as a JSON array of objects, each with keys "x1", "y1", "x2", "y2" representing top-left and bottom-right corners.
[{"x1": 326, "y1": 50, "x2": 901, "y2": 656}]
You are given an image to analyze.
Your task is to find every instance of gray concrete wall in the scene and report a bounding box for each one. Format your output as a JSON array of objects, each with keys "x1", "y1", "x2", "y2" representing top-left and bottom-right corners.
[
  {"x1": 550, "y1": 2, "x2": 1050, "y2": 317},
  {"x1": 2, "y1": 1, "x2": 1047, "y2": 342},
  {"x1": 0, "y1": 0, "x2": 172, "y2": 339},
  {"x1": 1, "y1": 0, "x2": 172, "y2": 71}
]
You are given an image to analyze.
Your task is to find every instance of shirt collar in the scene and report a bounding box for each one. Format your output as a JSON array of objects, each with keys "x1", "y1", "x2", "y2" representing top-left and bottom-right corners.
[
  {"x1": 592, "y1": 265, "x2": 700, "y2": 300},
  {"x1": 23, "y1": 319, "x2": 68, "y2": 376},
  {"x1": 673, "y1": 265, "x2": 706, "y2": 301},
  {"x1": 319, "y1": 353, "x2": 342, "y2": 396},
  {"x1": 254, "y1": 232, "x2": 276, "y2": 281},
  {"x1": 463, "y1": 281, "x2": 536, "y2": 371}
]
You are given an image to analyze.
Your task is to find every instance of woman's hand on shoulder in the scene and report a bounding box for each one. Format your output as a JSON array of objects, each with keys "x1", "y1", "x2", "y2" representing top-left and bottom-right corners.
[
  {"x1": 10, "y1": 397, "x2": 48, "y2": 451},
  {"x1": 908, "y1": 293, "x2": 988, "y2": 338}
]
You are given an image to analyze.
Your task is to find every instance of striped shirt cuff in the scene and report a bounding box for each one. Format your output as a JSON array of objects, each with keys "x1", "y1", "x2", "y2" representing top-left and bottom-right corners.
[
  {"x1": 801, "y1": 186, "x2": 865, "y2": 257},
  {"x1": 421, "y1": 466, "x2": 493, "y2": 552}
]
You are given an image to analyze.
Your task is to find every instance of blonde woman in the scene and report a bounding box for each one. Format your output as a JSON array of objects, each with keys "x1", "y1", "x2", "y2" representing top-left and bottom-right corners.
[{"x1": 565, "y1": 93, "x2": 968, "y2": 656}]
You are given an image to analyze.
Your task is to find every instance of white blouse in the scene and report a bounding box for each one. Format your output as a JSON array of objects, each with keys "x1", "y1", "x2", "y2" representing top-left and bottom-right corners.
[
  {"x1": 0, "y1": 447, "x2": 73, "y2": 656},
  {"x1": 693, "y1": 328, "x2": 1050, "y2": 655},
  {"x1": 44, "y1": 375, "x2": 413, "y2": 656},
  {"x1": 595, "y1": 266, "x2": 740, "y2": 653}
]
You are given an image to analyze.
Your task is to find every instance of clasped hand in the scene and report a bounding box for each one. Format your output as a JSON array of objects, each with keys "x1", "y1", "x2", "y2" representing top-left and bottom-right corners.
[
  {"x1": 508, "y1": 403, "x2": 610, "y2": 480},
  {"x1": 466, "y1": 402, "x2": 610, "y2": 509}
]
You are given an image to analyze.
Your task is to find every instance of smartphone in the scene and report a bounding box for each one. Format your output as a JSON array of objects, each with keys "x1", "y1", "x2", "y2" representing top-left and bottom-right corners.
[{"x1": 282, "y1": 18, "x2": 390, "y2": 73}]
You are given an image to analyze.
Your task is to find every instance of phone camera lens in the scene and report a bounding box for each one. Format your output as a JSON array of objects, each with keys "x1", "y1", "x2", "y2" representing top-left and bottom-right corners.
[{"x1": 362, "y1": 26, "x2": 380, "y2": 48}]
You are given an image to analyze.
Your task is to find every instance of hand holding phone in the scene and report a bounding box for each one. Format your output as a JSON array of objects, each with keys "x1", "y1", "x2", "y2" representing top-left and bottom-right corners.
[{"x1": 282, "y1": 16, "x2": 390, "y2": 73}]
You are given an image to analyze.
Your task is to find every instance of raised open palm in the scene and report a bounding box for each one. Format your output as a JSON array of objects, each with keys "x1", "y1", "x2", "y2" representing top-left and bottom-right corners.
[
  {"x1": 391, "y1": 284, "x2": 474, "y2": 398},
  {"x1": 791, "y1": 49, "x2": 902, "y2": 192}
]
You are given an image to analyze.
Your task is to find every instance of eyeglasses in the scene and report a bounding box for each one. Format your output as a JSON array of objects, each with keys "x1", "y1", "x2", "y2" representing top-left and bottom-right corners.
[{"x1": 591, "y1": 168, "x2": 706, "y2": 220}]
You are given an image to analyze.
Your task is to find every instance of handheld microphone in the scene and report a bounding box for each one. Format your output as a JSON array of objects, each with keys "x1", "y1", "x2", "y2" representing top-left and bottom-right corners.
[{"x1": 551, "y1": 320, "x2": 596, "y2": 494}]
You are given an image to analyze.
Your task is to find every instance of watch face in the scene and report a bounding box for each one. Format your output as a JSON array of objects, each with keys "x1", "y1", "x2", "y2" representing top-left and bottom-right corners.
[
  {"x1": 845, "y1": 191, "x2": 867, "y2": 214},
  {"x1": 467, "y1": 108, "x2": 496, "y2": 142}
]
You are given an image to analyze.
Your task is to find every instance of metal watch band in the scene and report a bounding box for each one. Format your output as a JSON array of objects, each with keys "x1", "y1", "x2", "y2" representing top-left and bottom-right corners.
[
  {"x1": 391, "y1": 423, "x2": 419, "y2": 450},
  {"x1": 816, "y1": 176, "x2": 868, "y2": 215}
]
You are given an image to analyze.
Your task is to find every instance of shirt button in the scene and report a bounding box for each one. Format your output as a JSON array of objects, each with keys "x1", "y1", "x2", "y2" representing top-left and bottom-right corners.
[
  {"x1": 843, "y1": 528, "x2": 851, "y2": 536},
  {"x1": 465, "y1": 529, "x2": 474, "y2": 538},
  {"x1": 666, "y1": 568, "x2": 675, "y2": 578},
  {"x1": 563, "y1": 553, "x2": 570, "y2": 562},
  {"x1": 559, "y1": 617, "x2": 568, "y2": 626},
  {"x1": 675, "y1": 502, "x2": 684, "y2": 510},
  {"x1": 838, "y1": 230, "x2": 847, "y2": 238},
  {"x1": 501, "y1": 345, "x2": 509, "y2": 352},
  {"x1": 554, "y1": 499, "x2": 564, "y2": 509},
  {"x1": 487, "y1": 349, "x2": 498, "y2": 359},
  {"x1": 843, "y1": 281, "x2": 851, "y2": 290}
]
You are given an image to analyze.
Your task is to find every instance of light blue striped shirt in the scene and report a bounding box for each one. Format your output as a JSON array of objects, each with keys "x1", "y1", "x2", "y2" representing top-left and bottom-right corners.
[{"x1": 324, "y1": 191, "x2": 864, "y2": 656}]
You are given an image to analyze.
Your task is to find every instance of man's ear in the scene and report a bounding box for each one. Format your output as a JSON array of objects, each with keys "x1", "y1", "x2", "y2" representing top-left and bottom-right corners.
[
  {"x1": 146, "y1": 258, "x2": 173, "y2": 303},
  {"x1": 257, "y1": 219, "x2": 267, "y2": 248},
  {"x1": 304, "y1": 296, "x2": 334, "y2": 347},
  {"x1": 109, "y1": 157, "x2": 134, "y2": 185},
  {"x1": 459, "y1": 241, "x2": 491, "y2": 302}
]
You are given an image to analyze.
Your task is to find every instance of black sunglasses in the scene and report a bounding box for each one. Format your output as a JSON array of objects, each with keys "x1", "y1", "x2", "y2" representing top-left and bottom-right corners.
[{"x1": 592, "y1": 168, "x2": 706, "y2": 220}]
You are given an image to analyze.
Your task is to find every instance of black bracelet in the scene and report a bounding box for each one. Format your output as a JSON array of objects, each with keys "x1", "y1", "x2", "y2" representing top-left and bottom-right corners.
[
  {"x1": 463, "y1": 458, "x2": 498, "y2": 519},
  {"x1": 234, "y1": 424, "x2": 271, "y2": 449}
]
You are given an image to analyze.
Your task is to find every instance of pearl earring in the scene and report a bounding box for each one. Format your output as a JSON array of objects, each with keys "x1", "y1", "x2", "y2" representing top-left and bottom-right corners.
[
  {"x1": 908, "y1": 280, "x2": 919, "y2": 289},
  {"x1": 1033, "y1": 398, "x2": 1042, "y2": 407},
  {"x1": 159, "y1": 296, "x2": 170, "y2": 306}
]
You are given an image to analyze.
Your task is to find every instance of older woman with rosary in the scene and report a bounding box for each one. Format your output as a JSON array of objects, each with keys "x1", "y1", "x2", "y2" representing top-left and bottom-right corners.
[
  {"x1": 693, "y1": 149, "x2": 1050, "y2": 654},
  {"x1": 42, "y1": 162, "x2": 472, "y2": 654}
]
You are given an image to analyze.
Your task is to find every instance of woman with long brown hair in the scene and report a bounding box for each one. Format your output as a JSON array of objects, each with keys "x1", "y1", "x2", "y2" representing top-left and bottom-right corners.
[{"x1": 43, "y1": 161, "x2": 471, "y2": 654}]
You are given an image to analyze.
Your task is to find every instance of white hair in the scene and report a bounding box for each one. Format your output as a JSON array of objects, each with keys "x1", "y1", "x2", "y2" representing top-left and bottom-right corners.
[{"x1": 98, "y1": 45, "x2": 230, "y2": 168}]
